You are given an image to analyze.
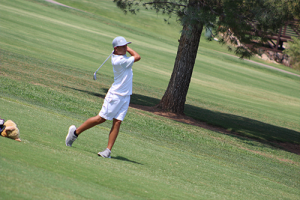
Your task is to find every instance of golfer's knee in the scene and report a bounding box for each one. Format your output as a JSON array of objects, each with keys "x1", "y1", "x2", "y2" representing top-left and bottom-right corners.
[
  {"x1": 113, "y1": 119, "x2": 122, "y2": 126},
  {"x1": 95, "y1": 116, "x2": 106, "y2": 124}
]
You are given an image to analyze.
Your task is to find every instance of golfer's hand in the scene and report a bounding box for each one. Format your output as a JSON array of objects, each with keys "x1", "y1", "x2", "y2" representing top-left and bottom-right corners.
[{"x1": 127, "y1": 47, "x2": 141, "y2": 62}]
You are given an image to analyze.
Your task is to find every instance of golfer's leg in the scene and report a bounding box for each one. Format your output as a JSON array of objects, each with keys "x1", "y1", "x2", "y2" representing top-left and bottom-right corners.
[
  {"x1": 107, "y1": 118, "x2": 122, "y2": 150},
  {"x1": 76, "y1": 115, "x2": 106, "y2": 135}
]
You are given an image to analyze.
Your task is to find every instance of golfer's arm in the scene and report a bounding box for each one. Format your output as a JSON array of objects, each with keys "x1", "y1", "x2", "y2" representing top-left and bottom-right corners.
[{"x1": 127, "y1": 47, "x2": 141, "y2": 62}]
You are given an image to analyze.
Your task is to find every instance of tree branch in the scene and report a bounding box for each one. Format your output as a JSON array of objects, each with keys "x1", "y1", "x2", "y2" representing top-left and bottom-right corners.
[{"x1": 143, "y1": 1, "x2": 186, "y2": 7}]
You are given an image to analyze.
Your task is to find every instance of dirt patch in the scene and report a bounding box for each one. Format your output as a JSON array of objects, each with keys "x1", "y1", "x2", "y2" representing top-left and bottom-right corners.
[
  {"x1": 0, "y1": 72, "x2": 7, "y2": 76},
  {"x1": 130, "y1": 104, "x2": 300, "y2": 156},
  {"x1": 277, "y1": 142, "x2": 300, "y2": 156},
  {"x1": 239, "y1": 146, "x2": 299, "y2": 165}
]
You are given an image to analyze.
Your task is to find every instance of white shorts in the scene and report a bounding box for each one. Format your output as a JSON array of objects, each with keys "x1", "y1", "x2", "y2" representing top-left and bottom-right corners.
[{"x1": 99, "y1": 92, "x2": 130, "y2": 121}]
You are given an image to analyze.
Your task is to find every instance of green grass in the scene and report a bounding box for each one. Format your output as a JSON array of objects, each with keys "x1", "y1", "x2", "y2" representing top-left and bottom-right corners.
[{"x1": 1, "y1": 0, "x2": 300, "y2": 199}]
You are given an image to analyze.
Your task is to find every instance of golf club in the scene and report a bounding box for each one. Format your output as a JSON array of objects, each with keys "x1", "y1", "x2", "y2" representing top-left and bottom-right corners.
[{"x1": 93, "y1": 51, "x2": 114, "y2": 80}]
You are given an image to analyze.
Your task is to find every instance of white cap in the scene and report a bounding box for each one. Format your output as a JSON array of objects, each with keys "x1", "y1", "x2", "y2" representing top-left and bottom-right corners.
[{"x1": 112, "y1": 36, "x2": 131, "y2": 48}]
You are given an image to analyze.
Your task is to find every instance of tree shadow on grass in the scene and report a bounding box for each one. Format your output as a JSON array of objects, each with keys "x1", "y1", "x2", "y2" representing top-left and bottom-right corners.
[
  {"x1": 184, "y1": 104, "x2": 300, "y2": 144},
  {"x1": 131, "y1": 94, "x2": 300, "y2": 154},
  {"x1": 63, "y1": 85, "x2": 160, "y2": 106},
  {"x1": 65, "y1": 86, "x2": 300, "y2": 154}
]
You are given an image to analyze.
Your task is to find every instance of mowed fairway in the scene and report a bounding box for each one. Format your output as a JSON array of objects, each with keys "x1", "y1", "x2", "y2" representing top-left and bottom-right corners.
[{"x1": 1, "y1": 0, "x2": 300, "y2": 199}]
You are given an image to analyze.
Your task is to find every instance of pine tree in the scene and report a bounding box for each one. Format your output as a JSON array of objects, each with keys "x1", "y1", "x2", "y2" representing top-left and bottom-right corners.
[{"x1": 114, "y1": 0, "x2": 299, "y2": 114}]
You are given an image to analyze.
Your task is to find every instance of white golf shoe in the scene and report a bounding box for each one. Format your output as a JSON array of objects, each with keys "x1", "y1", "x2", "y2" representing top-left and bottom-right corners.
[
  {"x1": 65, "y1": 125, "x2": 77, "y2": 147},
  {"x1": 98, "y1": 148, "x2": 111, "y2": 158}
]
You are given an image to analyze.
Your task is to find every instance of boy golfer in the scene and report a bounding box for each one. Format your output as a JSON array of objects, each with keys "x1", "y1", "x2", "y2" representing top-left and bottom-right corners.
[{"x1": 65, "y1": 36, "x2": 141, "y2": 158}]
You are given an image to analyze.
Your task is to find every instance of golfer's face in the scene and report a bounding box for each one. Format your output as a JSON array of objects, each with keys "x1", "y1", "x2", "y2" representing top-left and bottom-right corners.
[{"x1": 115, "y1": 45, "x2": 127, "y2": 55}]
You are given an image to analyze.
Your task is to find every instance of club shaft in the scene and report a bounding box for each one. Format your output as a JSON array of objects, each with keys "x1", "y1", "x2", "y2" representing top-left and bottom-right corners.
[{"x1": 95, "y1": 51, "x2": 113, "y2": 73}]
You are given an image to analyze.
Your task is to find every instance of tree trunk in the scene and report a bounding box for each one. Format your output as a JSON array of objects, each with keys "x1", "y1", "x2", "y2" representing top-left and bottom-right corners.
[{"x1": 156, "y1": 23, "x2": 203, "y2": 114}]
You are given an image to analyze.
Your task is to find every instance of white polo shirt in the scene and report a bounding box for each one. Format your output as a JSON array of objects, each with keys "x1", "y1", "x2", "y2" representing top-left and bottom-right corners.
[{"x1": 108, "y1": 54, "x2": 135, "y2": 96}]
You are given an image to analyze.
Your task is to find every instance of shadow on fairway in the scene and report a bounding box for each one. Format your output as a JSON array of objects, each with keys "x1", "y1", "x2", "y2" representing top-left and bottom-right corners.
[
  {"x1": 185, "y1": 104, "x2": 300, "y2": 145},
  {"x1": 111, "y1": 156, "x2": 143, "y2": 165},
  {"x1": 72, "y1": 148, "x2": 143, "y2": 164},
  {"x1": 64, "y1": 86, "x2": 300, "y2": 154},
  {"x1": 132, "y1": 94, "x2": 300, "y2": 154},
  {"x1": 63, "y1": 86, "x2": 108, "y2": 99},
  {"x1": 63, "y1": 85, "x2": 160, "y2": 106}
]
